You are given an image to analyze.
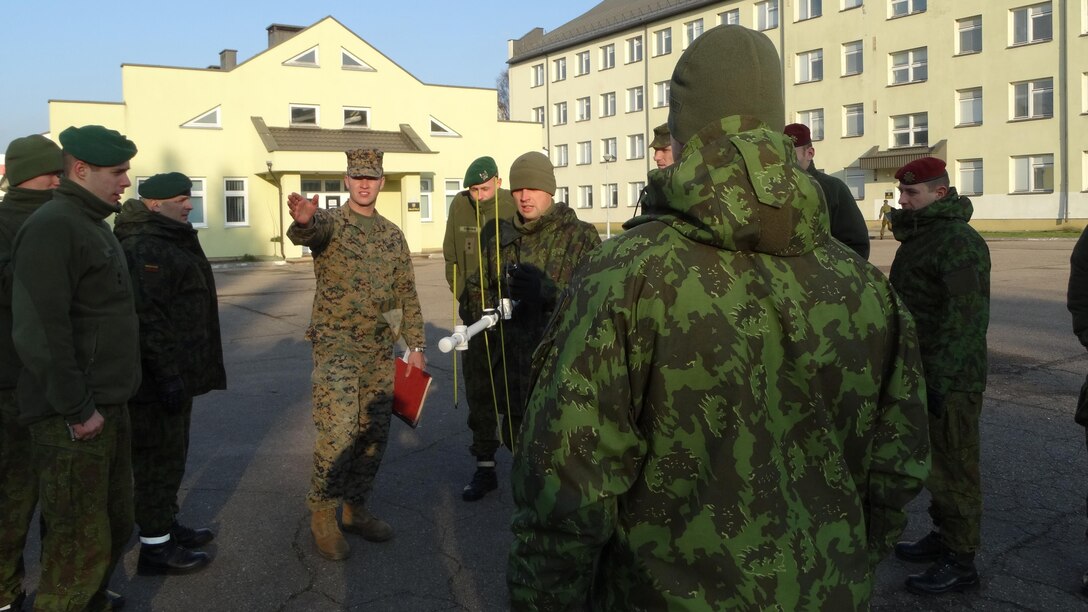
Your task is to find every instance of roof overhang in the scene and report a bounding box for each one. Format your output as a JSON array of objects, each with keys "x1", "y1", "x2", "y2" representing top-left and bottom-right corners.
[
  {"x1": 250, "y1": 117, "x2": 433, "y2": 154},
  {"x1": 858, "y1": 139, "x2": 947, "y2": 170}
]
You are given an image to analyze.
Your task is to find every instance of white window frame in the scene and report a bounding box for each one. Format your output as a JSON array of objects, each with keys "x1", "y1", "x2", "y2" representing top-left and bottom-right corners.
[
  {"x1": 654, "y1": 81, "x2": 670, "y2": 108},
  {"x1": 957, "y1": 15, "x2": 983, "y2": 54},
  {"x1": 419, "y1": 176, "x2": 433, "y2": 222},
  {"x1": 290, "y1": 104, "x2": 319, "y2": 127},
  {"x1": 626, "y1": 36, "x2": 643, "y2": 63},
  {"x1": 627, "y1": 134, "x2": 646, "y2": 160},
  {"x1": 284, "y1": 46, "x2": 319, "y2": 67},
  {"x1": 532, "y1": 106, "x2": 545, "y2": 124},
  {"x1": 843, "y1": 0, "x2": 863, "y2": 9},
  {"x1": 578, "y1": 185, "x2": 594, "y2": 209},
  {"x1": 890, "y1": 47, "x2": 927, "y2": 85},
  {"x1": 553, "y1": 57, "x2": 567, "y2": 82},
  {"x1": 1011, "y1": 154, "x2": 1054, "y2": 193},
  {"x1": 224, "y1": 178, "x2": 249, "y2": 227},
  {"x1": 842, "y1": 40, "x2": 863, "y2": 76},
  {"x1": 444, "y1": 179, "x2": 461, "y2": 217},
  {"x1": 1012, "y1": 78, "x2": 1054, "y2": 119},
  {"x1": 600, "y1": 44, "x2": 615, "y2": 70},
  {"x1": 577, "y1": 97, "x2": 591, "y2": 122},
  {"x1": 627, "y1": 86, "x2": 644, "y2": 112},
  {"x1": 958, "y1": 159, "x2": 984, "y2": 196},
  {"x1": 844, "y1": 104, "x2": 864, "y2": 137},
  {"x1": 576, "y1": 51, "x2": 590, "y2": 75},
  {"x1": 798, "y1": 0, "x2": 822, "y2": 21},
  {"x1": 1011, "y1": 2, "x2": 1053, "y2": 45},
  {"x1": 756, "y1": 1, "x2": 780, "y2": 30},
  {"x1": 653, "y1": 28, "x2": 672, "y2": 56},
  {"x1": 890, "y1": 0, "x2": 926, "y2": 18},
  {"x1": 182, "y1": 106, "x2": 221, "y2": 129},
  {"x1": 554, "y1": 144, "x2": 569, "y2": 167},
  {"x1": 531, "y1": 63, "x2": 544, "y2": 87},
  {"x1": 719, "y1": 9, "x2": 741, "y2": 25},
  {"x1": 601, "y1": 138, "x2": 618, "y2": 161},
  {"x1": 341, "y1": 48, "x2": 374, "y2": 71},
  {"x1": 628, "y1": 181, "x2": 646, "y2": 207},
  {"x1": 844, "y1": 168, "x2": 867, "y2": 199},
  {"x1": 602, "y1": 183, "x2": 619, "y2": 208},
  {"x1": 343, "y1": 106, "x2": 370, "y2": 129},
  {"x1": 797, "y1": 49, "x2": 823, "y2": 83},
  {"x1": 684, "y1": 19, "x2": 704, "y2": 48},
  {"x1": 891, "y1": 112, "x2": 928, "y2": 147},
  {"x1": 957, "y1": 88, "x2": 983, "y2": 126},
  {"x1": 797, "y1": 109, "x2": 824, "y2": 140},
  {"x1": 577, "y1": 141, "x2": 592, "y2": 166},
  {"x1": 555, "y1": 187, "x2": 569, "y2": 204},
  {"x1": 600, "y1": 92, "x2": 616, "y2": 118},
  {"x1": 430, "y1": 116, "x2": 461, "y2": 137},
  {"x1": 188, "y1": 178, "x2": 207, "y2": 228},
  {"x1": 554, "y1": 102, "x2": 568, "y2": 126}
]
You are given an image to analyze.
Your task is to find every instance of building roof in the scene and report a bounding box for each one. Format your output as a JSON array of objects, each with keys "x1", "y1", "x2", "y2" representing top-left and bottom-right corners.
[
  {"x1": 251, "y1": 117, "x2": 433, "y2": 154},
  {"x1": 508, "y1": 0, "x2": 720, "y2": 64},
  {"x1": 858, "y1": 140, "x2": 947, "y2": 170}
]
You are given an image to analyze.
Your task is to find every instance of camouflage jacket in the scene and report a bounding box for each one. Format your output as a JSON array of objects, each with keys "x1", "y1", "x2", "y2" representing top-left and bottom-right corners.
[
  {"x1": 1068, "y1": 226, "x2": 1088, "y2": 349},
  {"x1": 888, "y1": 190, "x2": 990, "y2": 395},
  {"x1": 508, "y1": 116, "x2": 930, "y2": 611},
  {"x1": 287, "y1": 205, "x2": 424, "y2": 349},
  {"x1": 443, "y1": 188, "x2": 517, "y2": 302},
  {"x1": 807, "y1": 165, "x2": 870, "y2": 259},
  {"x1": 114, "y1": 199, "x2": 226, "y2": 401},
  {"x1": 0, "y1": 186, "x2": 53, "y2": 389},
  {"x1": 461, "y1": 202, "x2": 599, "y2": 409},
  {"x1": 11, "y1": 178, "x2": 141, "y2": 425}
]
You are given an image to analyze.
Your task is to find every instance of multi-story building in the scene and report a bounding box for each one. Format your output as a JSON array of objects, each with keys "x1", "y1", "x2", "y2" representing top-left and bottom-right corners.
[
  {"x1": 508, "y1": 0, "x2": 1088, "y2": 230},
  {"x1": 50, "y1": 17, "x2": 541, "y2": 258}
]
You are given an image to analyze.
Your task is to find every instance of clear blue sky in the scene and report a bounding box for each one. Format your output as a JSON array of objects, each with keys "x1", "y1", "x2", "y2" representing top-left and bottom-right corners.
[{"x1": 0, "y1": 1, "x2": 599, "y2": 148}]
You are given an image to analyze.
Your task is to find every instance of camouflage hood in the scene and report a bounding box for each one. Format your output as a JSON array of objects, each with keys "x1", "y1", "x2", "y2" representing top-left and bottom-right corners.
[
  {"x1": 887, "y1": 188, "x2": 974, "y2": 242},
  {"x1": 629, "y1": 115, "x2": 829, "y2": 255},
  {"x1": 114, "y1": 197, "x2": 197, "y2": 241}
]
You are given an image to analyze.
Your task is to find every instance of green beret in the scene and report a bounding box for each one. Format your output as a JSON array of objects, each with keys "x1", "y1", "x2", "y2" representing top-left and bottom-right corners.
[
  {"x1": 463, "y1": 156, "x2": 499, "y2": 188},
  {"x1": 509, "y1": 151, "x2": 556, "y2": 195},
  {"x1": 649, "y1": 123, "x2": 671, "y2": 150},
  {"x1": 139, "y1": 172, "x2": 193, "y2": 199},
  {"x1": 4, "y1": 135, "x2": 62, "y2": 186},
  {"x1": 59, "y1": 125, "x2": 137, "y2": 166}
]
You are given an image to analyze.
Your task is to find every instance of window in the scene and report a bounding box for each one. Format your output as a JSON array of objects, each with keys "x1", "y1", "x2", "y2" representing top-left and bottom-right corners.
[
  {"x1": 890, "y1": 47, "x2": 927, "y2": 84},
  {"x1": 799, "y1": 0, "x2": 822, "y2": 21},
  {"x1": 341, "y1": 49, "x2": 374, "y2": 71},
  {"x1": 224, "y1": 178, "x2": 248, "y2": 226},
  {"x1": 602, "y1": 138, "x2": 617, "y2": 161},
  {"x1": 626, "y1": 36, "x2": 643, "y2": 63},
  {"x1": 958, "y1": 160, "x2": 983, "y2": 195},
  {"x1": 891, "y1": 112, "x2": 928, "y2": 147},
  {"x1": 720, "y1": 9, "x2": 740, "y2": 25},
  {"x1": 1011, "y1": 3, "x2": 1052, "y2": 45},
  {"x1": 628, "y1": 181, "x2": 646, "y2": 207},
  {"x1": 532, "y1": 107, "x2": 545, "y2": 124},
  {"x1": 756, "y1": 1, "x2": 780, "y2": 30},
  {"x1": 844, "y1": 104, "x2": 864, "y2": 136},
  {"x1": 843, "y1": 40, "x2": 863, "y2": 75},
  {"x1": 844, "y1": 168, "x2": 867, "y2": 199},
  {"x1": 553, "y1": 58, "x2": 567, "y2": 81},
  {"x1": 343, "y1": 107, "x2": 370, "y2": 129},
  {"x1": 627, "y1": 134, "x2": 646, "y2": 160},
  {"x1": 419, "y1": 176, "x2": 433, "y2": 222},
  {"x1": 556, "y1": 187, "x2": 569, "y2": 203},
  {"x1": 285, "y1": 46, "x2": 318, "y2": 67},
  {"x1": 602, "y1": 183, "x2": 618, "y2": 208},
  {"x1": 654, "y1": 81, "x2": 670, "y2": 108},
  {"x1": 554, "y1": 144, "x2": 569, "y2": 167},
  {"x1": 576, "y1": 51, "x2": 590, "y2": 75},
  {"x1": 797, "y1": 109, "x2": 824, "y2": 140},
  {"x1": 627, "y1": 86, "x2": 644, "y2": 112},
  {"x1": 654, "y1": 28, "x2": 672, "y2": 56},
  {"x1": 797, "y1": 49, "x2": 823, "y2": 83},
  {"x1": 577, "y1": 97, "x2": 591, "y2": 121},
  {"x1": 957, "y1": 16, "x2": 983, "y2": 54},
  {"x1": 1012, "y1": 78, "x2": 1053, "y2": 119},
  {"x1": 890, "y1": 0, "x2": 926, "y2": 18},
  {"x1": 578, "y1": 185, "x2": 594, "y2": 209},
  {"x1": 182, "y1": 106, "x2": 220, "y2": 129},
  {"x1": 445, "y1": 179, "x2": 460, "y2": 216},
  {"x1": 600, "y1": 44, "x2": 615, "y2": 69},
  {"x1": 600, "y1": 92, "x2": 616, "y2": 117},
  {"x1": 844, "y1": 0, "x2": 863, "y2": 9},
  {"x1": 430, "y1": 116, "x2": 460, "y2": 137},
  {"x1": 554, "y1": 102, "x2": 568, "y2": 125},
  {"x1": 1012, "y1": 154, "x2": 1053, "y2": 192},
  {"x1": 684, "y1": 19, "x2": 704, "y2": 48},
  {"x1": 531, "y1": 63, "x2": 544, "y2": 87},
  {"x1": 290, "y1": 104, "x2": 318, "y2": 126},
  {"x1": 577, "y1": 141, "x2": 592, "y2": 165},
  {"x1": 957, "y1": 88, "x2": 983, "y2": 125}
]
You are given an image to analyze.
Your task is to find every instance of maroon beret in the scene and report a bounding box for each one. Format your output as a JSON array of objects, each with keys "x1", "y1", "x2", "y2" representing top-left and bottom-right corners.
[
  {"x1": 895, "y1": 157, "x2": 947, "y2": 185},
  {"x1": 784, "y1": 123, "x2": 812, "y2": 147}
]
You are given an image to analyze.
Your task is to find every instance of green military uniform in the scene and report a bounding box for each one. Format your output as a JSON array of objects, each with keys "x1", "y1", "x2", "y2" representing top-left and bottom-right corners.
[
  {"x1": 1067, "y1": 226, "x2": 1088, "y2": 597},
  {"x1": 806, "y1": 164, "x2": 870, "y2": 259},
  {"x1": 114, "y1": 196, "x2": 226, "y2": 540},
  {"x1": 0, "y1": 182, "x2": 54, "y2": 609},
  {"x1": 508, "y1": 114, "x2": 930, "y2": 611},
  {"x1": 888, "y1": 188, "x2": 990, "y2": 555},
  {"x1": 288, "y1": 205, "x2": 425, "y2": 510},
  {"x1": 461, "y1": 201, "x2": 599, "y2": 447},
  {"x1": 13, "y1": 174, "x2": 140, "y2": 612}
]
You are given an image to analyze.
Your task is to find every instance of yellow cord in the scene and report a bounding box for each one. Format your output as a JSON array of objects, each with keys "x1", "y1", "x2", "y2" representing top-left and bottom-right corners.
[
  {"x1": 451, "y1": 263, "x2": 458, "y2": 408},
  {"x1": 493, "y1": 192, "x2": 515, "y2": 447},
  {"x1": 473, "y1": 191, "x2": 503, "y2": 444}
]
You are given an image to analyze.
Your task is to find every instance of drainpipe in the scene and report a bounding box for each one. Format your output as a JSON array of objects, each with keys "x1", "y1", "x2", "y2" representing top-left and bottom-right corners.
[{"x1": 1057, "y1": 0, "x2": 1069, "y2": 222}]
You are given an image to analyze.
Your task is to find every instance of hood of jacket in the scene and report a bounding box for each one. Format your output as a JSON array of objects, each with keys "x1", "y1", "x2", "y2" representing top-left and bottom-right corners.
[
  {"x1": 887, "y1": 188, "x2": 973, "y2": 242},
  {"x1": 627, "y1": 115, "x2": 828, "y2": 256},
  {"x1": 114, "y1": 198, "x2": 197, "y2": 241}
]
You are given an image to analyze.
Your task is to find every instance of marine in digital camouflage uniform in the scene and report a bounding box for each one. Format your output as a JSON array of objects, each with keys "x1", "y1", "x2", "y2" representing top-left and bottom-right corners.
[
  {"x1": 441, "y1": 157, "x2": 518, "y2": 501},
  {"x1": 888, "y1": 156, "x2": 990, "y2": 595},
  {"x1": 287, "y1": 148, "x2": 426, "y2": 561},
  {"x1": 1066, "y1": 226, "x2": 1088, "y2": 597},
  {"x1": 12, "y1": 125, "x2": 141, "y2": 612},
  {"x1": 507, "y1": 25, "x2": 930, "y2": 611},
  {"x1": 459, "y1": 152, "x2": 599, "y2": 500},
  {"x1": 0, "y1": 134, "x2": 62, "y2": 612},
  {"x1": 114, "y1": 172, "x2": 226, "y2": 576}
]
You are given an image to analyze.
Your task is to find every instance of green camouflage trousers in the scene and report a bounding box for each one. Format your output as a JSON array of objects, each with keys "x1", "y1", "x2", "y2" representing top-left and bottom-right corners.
[
  {"x1": 29, "y1": 403, "x2": 133, "y2": 612},
  {"x1": 928, "y1": 391, "x2": 983, "y2": 553},
  {"x1": 131, "y1": 396, "x2": 193, "y2": 537},
  {"x1": 307, "y1": 342, "x2": 394, "y2": 510},
  {"x1": 0, "y1": 389, "x2": 36, "y2": 607}
]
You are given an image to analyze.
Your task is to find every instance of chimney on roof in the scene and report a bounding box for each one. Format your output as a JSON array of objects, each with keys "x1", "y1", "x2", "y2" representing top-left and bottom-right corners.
[
  {"x1": 220, "y1": 49, "x2": 237, "y2": 71},
  {"x1": 267, "y1": 24, "x2": 304, "y2": 48}
]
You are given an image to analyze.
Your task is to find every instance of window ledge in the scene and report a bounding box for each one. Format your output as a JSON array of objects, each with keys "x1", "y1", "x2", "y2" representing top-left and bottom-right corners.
[
  {"x1": 1008, "y1": 191, "x2": 1054, "y2": 196},
  {"x1": 955, "y1": 122, "x2": 983, "y2": 128},
  {"x1": 840, "y1": 5, "x2": 862, "y2": 13},
  {"x1": 887, "y1": 11, "x2": 926, "y2": 21},
  {"x1": 954, "y1": 50, "x2": 982, "y2": 57},
  {"x1": 842, "y1": 134, "x2": 864, "y2": 139},
  {"x1": 841, "y1": 72, "x2": 862, "y2": 78},
  {"x1": 1007, "y1": 116, "x2": 1053, "y2": 123},
  {"x1": 1007, "y1": 39, "x2": 1052, "y2": 49},
  {"x1": 795, "y1": 15, "x2": 822, "y2": 23},
  {"x1": 887, "y1": 79, "x2": 927, "y2": 88},
  {"x1": 795, "y1": 79, "x2": 823, "y2": 85}
]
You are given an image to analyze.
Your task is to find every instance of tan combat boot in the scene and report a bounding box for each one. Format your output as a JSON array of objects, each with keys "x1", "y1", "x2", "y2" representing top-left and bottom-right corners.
[
  {"x1": 310, "y1": 507, "x2": 349, "y2": 560},
  {"x1": 341, "y1": 503, "x2": 394, "y2": 542}
]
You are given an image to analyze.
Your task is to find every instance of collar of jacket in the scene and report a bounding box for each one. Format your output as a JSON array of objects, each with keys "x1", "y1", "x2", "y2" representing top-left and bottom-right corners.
[
  {"x1": 512, "y1": 200, "x2": 573, "y2": 238},
  {"x1": 113, "y1": 198, "x2": 197, "y2": 239},
  {"x1": 0, "y1": 185, "x2": 54, "y2": 212},
  {"x1": 887, "y1": 187, "x2": 972, "y2": 242},
  {"x1": 56, "y1": 177, "x2": 122, "y2": 220}
]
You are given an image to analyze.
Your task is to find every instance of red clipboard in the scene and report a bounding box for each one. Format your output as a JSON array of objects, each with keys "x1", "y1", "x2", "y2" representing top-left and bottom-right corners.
[{"x1": 393, "y1": 357, "x2": 432, "y2": 428}]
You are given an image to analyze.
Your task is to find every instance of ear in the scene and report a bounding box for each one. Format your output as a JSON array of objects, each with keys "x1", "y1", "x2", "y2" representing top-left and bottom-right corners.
[{"x1": 934, "y1": 185, "x2": 949, "y2": 199}]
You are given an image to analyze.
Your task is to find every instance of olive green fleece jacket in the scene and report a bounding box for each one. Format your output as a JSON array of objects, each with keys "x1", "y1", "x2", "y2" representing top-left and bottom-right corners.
[
  {"x1": 11, "y1": 178, "x2": 141, "y2": 425},
  {"x1": 442, "y1": 188, "x2": 516, "y2": 302}
]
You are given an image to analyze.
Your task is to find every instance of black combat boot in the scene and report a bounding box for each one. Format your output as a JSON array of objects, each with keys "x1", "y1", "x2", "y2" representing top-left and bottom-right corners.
[
  {"x1": 905, "y1": 550, "x2": 979, "y2": 595},
  {"x1": 894, "y1": 531, "x2": 945, "y2": 563},
  {"x1": 0, "y1": 591, "x2": 25, "y2": 612},
  {"x1": 462, "y1": 456, "x2": 498, "y2": 502},
  {"x1": 137, "y1": 538, "x2": 211, "y2": 576},
  {"x1": 171, "y1": 520, "x2": 215, "y2": 548}
]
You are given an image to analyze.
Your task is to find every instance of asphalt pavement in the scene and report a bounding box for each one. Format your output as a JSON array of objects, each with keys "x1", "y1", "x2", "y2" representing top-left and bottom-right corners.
[{"x1": 15, "y1": 237, "x2": 1088, "y2": 611}]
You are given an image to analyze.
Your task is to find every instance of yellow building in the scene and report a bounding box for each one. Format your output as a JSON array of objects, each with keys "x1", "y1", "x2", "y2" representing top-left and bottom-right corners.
[
  {"x1": 508, "y1": 0, "x2": 1088, "y2": 231},
  {"x1": 50, "y1": 16, "x2": 541, "y2": 259}
]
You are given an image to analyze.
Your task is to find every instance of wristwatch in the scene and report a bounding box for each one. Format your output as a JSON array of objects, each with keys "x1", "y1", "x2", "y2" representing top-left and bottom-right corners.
[{"x1": 410, "y1": 347, "x2": 426, "y2": 353}]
